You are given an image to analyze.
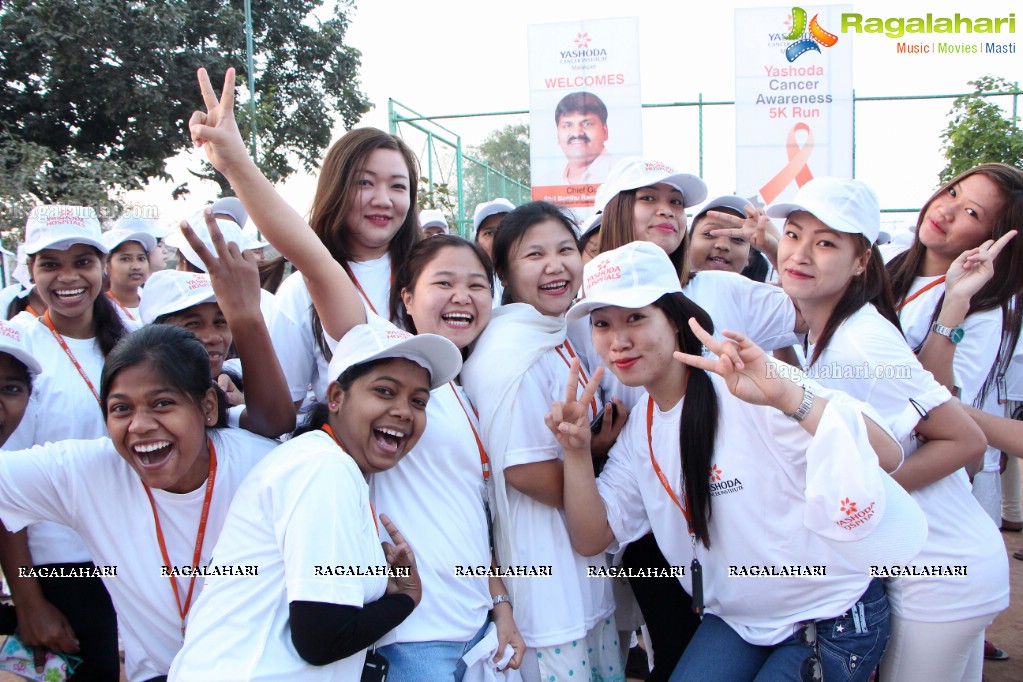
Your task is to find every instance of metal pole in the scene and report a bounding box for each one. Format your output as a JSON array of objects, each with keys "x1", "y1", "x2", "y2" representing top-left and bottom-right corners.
[
  {"x1": 698, "y1": 93, "x2": 704, "y2": 178},
  {"x1": 244, "y1": 0, "x2": 257, "y2": 158}
]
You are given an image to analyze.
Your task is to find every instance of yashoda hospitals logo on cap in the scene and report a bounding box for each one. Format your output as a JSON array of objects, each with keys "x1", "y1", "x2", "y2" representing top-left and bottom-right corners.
[
  {"x1": 783, "y1": 7, "x2": 839, "y2": 62},
  {"x1": 840, "y1": 497, "x2": 858, "y2": 516}
]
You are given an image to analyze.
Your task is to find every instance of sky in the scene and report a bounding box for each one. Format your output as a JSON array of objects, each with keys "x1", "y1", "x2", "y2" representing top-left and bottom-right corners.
[{"x1": 124, "y1": 0, "x2": 1021, "y2": 232}]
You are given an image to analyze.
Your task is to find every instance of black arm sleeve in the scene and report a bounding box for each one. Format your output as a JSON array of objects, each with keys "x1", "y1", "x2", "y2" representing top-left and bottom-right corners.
[{"x1": 289, "y1": 594, "x2": 416, "y2": 666}]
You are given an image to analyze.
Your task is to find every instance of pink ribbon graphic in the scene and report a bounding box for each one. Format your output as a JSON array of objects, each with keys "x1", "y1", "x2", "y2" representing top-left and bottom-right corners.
[{"x1": 759, "y1": 122, "x2": 814, "y2": 204}]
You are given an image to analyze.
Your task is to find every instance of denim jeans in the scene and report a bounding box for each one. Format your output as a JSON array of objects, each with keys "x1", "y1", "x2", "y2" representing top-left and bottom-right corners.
[
  {"x1": 669, "y1": 578, "x2": 889, "y2": 682},
  {"x1": 377, "y1": 620, "x2": 490, "y2": 682}
]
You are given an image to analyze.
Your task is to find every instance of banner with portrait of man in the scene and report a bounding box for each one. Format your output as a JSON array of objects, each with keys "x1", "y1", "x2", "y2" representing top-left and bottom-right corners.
[{"x1": 528, "y1": 18, "x2": 642, "y2": 211}]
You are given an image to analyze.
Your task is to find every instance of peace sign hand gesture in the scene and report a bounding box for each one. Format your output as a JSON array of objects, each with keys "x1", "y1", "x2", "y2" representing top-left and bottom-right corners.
[
  {"x1": 944, "y1": 230, "x2": 1018, "y2": 304},
  {"x1": 673, "y1": 318, "x2": 803, "y2": 412},
  {"x1": 544, "y1": 358, "x2": 604, "y2": 456},
  {"x1": 189, "y1": 67, "x2": 252, "y2": 176},
  {"x1": 705, "y1": 204, "x2": 780, "y2": 267}
]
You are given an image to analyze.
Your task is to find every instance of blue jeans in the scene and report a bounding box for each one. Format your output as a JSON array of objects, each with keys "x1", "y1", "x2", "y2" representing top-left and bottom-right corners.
[
  {"x1": 669, "y1": 578, "x2": 889, "y2": 682},
  {"x1": 378, "y1": 620, "x2": 490, "y2": 682}
]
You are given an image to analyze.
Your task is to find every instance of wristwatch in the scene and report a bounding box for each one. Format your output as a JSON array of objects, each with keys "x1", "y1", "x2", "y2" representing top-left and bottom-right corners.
[
  {"x1": 786, "y1": 383, "x2": 815, "y2": 422},
  {"x1": 492, "y1": 594, "x2": 512, "y2": 608},
  {"x1": 931, "y1": 322, "x2": 965, "y2": 344}
]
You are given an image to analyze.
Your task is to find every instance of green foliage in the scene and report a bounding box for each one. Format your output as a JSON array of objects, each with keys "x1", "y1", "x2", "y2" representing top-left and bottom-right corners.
[
  {"x1": 0, "y1": 0, "x2": 370, "y2": 239},
  {"x1": 417, "y1": 177, "x2": 457, "y2": 231},
  {"x1": 939, "y1": 75, "x2": 1023, "y2": 183},
  {"x1": 463, "y1": 123, "x2": 531, "y2": 220}
]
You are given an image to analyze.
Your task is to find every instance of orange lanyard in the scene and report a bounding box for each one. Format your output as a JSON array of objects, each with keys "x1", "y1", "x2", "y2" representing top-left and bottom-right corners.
[
  {"x1": 344, "y1": 262, "x2": 395, "y2": 318},
  {"x1": 897, "y1": 276, "x2": 945, "y2": 313},
  {"x1": 322, "y1": 424, "x2": 379, "y2": 534},
  {"x1": 106, "y1": 291, "x2": 135, "y2": 321},
  {"x1": 448, "y1": 382, "x2": 490, "y2": 481},
  {"x1": 646, "y1": 395, "x2": 704, "y2": 614},
  {"x1": 43, "y1": 310, "x2": 100, "y2": 404},
  {"x1": 143, "y1": 437, "x2": 217, "y2": 639},
  {"x1": 645, "y1": 396, "x2": 692, "y2": 532},
  {"x1": 554, "y1": 339, "x2": 599, "y2": 418},
  {"x1": 25, "y1": 305, "x2": 40, "y2": 318}
]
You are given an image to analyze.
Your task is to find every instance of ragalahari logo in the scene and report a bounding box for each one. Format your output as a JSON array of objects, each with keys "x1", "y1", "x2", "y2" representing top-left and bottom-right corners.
[
  {"x1": 784, "y1": 7, "x2": 839, "y2": 62},
  {"x1": 840, "y1": 497, "x2": 858, "y2": 516},
  {"x1": 574, "y1": 32, "x2": 591, "y2": 49}
]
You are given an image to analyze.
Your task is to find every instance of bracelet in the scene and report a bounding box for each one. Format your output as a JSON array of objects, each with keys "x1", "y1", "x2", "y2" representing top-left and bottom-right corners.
[
  {"x1": 492, "y1": 594, "x2": 512, "y2": 608},
  {"x1": 787, "y1": 383, "x2": 815, "y2": 422}
]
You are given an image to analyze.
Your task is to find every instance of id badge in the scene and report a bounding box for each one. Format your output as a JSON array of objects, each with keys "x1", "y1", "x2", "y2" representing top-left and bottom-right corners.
[{"x1": 361, "y1": 650, "x2": 388, "y2": 682}]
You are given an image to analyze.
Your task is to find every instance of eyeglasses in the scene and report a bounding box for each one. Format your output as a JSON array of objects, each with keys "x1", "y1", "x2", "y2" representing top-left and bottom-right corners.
[{"x1": 798, "y1": 620, "x2": 823, "y2": 682}]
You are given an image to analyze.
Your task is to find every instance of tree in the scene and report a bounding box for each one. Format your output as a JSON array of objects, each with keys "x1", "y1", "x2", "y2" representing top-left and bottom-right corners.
[
  {"x1": 463, "y1": 123, "x2": 531, "y2": 219},
  {"x1": 0, "y1": 0, "x2": 369, "y2": 238},
  {"x1": 939, "y1": 75, "x2": 1023, "y2": 183}
]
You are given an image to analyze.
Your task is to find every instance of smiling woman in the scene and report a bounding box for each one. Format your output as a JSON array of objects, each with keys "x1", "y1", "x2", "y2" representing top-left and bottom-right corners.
[
  {"x1": 168, "y1": 323, "x2": 464, "y2": 682},
  {"x1": 0, "y1": 324, "x2": 279, "y2": 682},
  {"x1": 0, "y1": 205, "x2": 135, "y2": 682}
]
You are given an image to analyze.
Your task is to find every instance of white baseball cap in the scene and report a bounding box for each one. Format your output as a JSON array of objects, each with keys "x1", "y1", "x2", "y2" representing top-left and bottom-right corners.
[
  {"x1": 139, "y1": 270, "x2": 216, "y2": 324},
  {"x1": 326, "y1": 322, "x2": 462, "y2": 391},
  {"x1": 165, "y1": 214, "x2": 252, "y2": 272},
  {"x1": 210, "y1": 197, "x2": 248, "y2": 227},
  {"x1": 23, "y1": 205, "x2": 107, "y2": 255},
  {"x1": 101, "y1": 228, "x2": 157, "y2": 255},
  {"x1": 766, "y1": 178, "x2": 881, "y2": 245},
  {"x1": 567, "y1": 241, "x2": 682, "y2": 322},
  {"x1": 115, "y1": 216, "x2": 172, "y2": 240},
  {"x1": 239, "y1": 218, "x2": 270, "y2": 251},
  {"x1": 692, "y1": 195, "x2": 750, "y2": 225},
  {"x1": 0, "y1": 321, "x2": 42, "y2": 376},
  {"x1": 799, "y1": 387, "x2": 927, "y2": 571},
  {"x1": 594, "y1": 158, "x2": 708, "y2": 213},
  {"x1": 579, "y1": 212, "x2": 602, "y2": 242},
  {"x1": 473, "y1": 198, "x2": 516, "y2": 233},
  {"x1": 419, "y1": 209, "x2": 449, "y2": 234}
]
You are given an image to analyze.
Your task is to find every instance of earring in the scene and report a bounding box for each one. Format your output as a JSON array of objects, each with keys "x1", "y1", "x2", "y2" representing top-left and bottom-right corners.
[{"x1": 329, "y1": 402, "x2": 338, "y2": 410}]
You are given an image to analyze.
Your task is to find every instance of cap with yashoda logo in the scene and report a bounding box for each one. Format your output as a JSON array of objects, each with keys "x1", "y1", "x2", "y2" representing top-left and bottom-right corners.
[
  {"x1": 567, "y1": 241, "x2": 682, "y2": 322},
  {"x1": 327, "y1": 322, "x2": 463, "y2": 391},
  {"x1": 23, "y1": 205, "x2": 107, "y2": 255},
  {"x1": 594, "y1": 158, "x2": 708, "y2": 213}
]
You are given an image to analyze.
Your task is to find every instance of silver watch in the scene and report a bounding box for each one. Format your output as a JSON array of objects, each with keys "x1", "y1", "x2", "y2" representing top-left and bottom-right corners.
[{"x1": 787, "y1": 383, "x2": 815, "y2": 422}]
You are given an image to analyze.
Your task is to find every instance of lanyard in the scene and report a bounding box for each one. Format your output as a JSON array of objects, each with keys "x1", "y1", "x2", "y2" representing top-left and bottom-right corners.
[
  {"x1": 106, "y1": 290, "x2": 136, "y2": 321},
  {"x1": 645, "y1": 395, "x2": 704, "y2": 615},
  {"x1": 25, "y1": 305, "x2": 40, "y2": 318},
  {"x1": 897, "y1": 276, "x2": 945, "y2": 313},
  {"x1": 143, "y1": 437, "x2": 217, "y2": 639},
  {"x1": 43, "y1": 310, "x2": 100, "y2": 404},
  {"x1": 448, "y1": 382, "x2": 496, "y2": 552},
  {"x1": 554, "y1": 339, "x2": 599, "y2": 418},
  {"x1": 344, "y1": 262, "x2": 395, "y2": 318},
  {"x1": 322, "y1": 423, "x2": 379, "y2": 535},
  {"x1": 448, "y1": 382, "x2": 490, "y2": 481}
]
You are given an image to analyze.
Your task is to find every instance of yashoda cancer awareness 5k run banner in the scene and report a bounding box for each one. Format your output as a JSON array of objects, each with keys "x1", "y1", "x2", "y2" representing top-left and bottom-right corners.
[
  {"x1": 735, "y1": 5, "x2": 853, "y2": 207},
  {"x1": 528, "y1": 18, "x2": 642, "y2": 211}
]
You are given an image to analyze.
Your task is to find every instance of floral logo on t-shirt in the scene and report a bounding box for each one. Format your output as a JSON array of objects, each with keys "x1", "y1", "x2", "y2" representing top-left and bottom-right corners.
[
  {"x1": 709, "y1": 464, "x2": 722, "y2": 481},
  {"x1": 840, "y1": 498, "x2": 857, "y2": 516}
]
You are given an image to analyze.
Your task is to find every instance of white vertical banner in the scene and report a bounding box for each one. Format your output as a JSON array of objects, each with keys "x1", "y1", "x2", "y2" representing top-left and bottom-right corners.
[
  {"x1": 528, "y1": 18, "x2": 642, "y2": 212},
  {"x1": 735, "y1": 5, "x2": 853, "y2": 207}
]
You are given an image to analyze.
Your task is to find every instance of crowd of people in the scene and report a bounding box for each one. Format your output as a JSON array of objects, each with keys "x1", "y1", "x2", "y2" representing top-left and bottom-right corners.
[{"x1": 0, "y1": 66, "x2": 1019, "y2": 682}]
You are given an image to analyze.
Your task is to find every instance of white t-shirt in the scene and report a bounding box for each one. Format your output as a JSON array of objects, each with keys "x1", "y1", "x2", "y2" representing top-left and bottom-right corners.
[
  {"x1": 1006, "y1": 337, "x2": 1023, "y2": 402},
  {"x1": 897, "y1": 275, "x2": 1003, "y2": 473},
  {"x1": 498, "y1": 348, "x2": 614, "y2": 648},
  {"x1": 808, "y1": 305, "x2": 1009, "y2": 622},
  {"x1": 0, "y1": 429, "x2": 277, "y2": 682},
  {"x1": 169, "y1": 430, "x2": 389, "y2": 682},
  {"x1": 5, "y1": 313, "x2": 140, "y2": 564},
  {"x1": 0, "y1": 283, "x2": 25, "y2": 320},
  {"x1": 568, "y1": 270, "x2": 800, "y2": 411},
  {"x1": 371, "y1": 383, "x2": 491, "y2": 644},
  {"x1": 270, "y1": 255, "x2": 391, "y2": 403},
  {"x1": 597, "y1": 377, "x2": 881, "y2": 645}
]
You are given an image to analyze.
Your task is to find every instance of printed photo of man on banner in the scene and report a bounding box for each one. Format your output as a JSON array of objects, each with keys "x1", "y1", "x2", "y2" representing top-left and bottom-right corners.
[
  {"x1": 528, "y1": 17, "x2": 643, "y2": 213},
  {"x1": 734, "y1": 5, "x2": 853, "y2": 207}
]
